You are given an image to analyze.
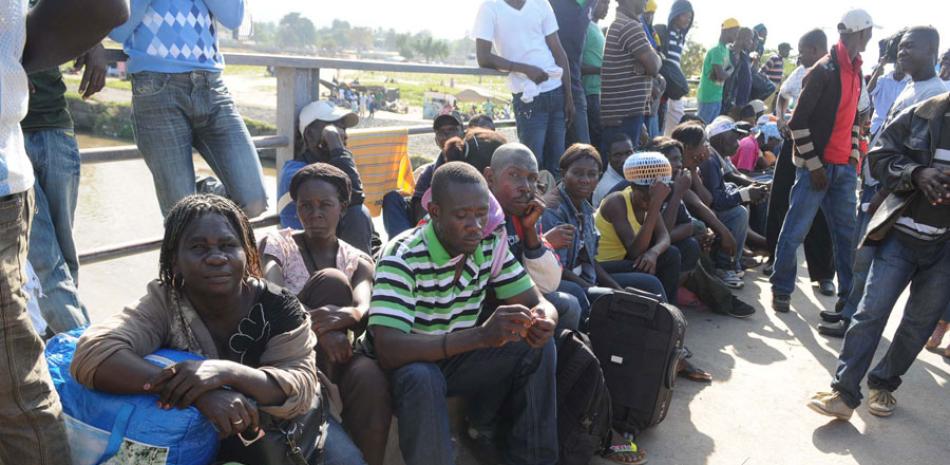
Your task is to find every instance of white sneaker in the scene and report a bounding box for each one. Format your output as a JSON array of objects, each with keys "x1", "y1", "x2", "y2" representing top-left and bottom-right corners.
[
  {"x1": 715, "y1": 269, "x2": 745, "y2": 289},
  {"x1": 868, "y1": 389, "x2": 896, "y2": 417},
  {"x1": 807, "y1": 391, "x2": 854, "y2": 421}
]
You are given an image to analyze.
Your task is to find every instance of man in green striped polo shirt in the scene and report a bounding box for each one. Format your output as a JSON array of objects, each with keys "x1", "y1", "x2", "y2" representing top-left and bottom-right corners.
[{"x1": 366, "y1": 162, "x2": 559, "y2": 465}]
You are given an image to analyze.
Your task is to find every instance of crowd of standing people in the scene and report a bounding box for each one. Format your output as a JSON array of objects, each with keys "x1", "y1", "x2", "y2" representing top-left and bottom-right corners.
[{"x1": 2, "y1": 0, "x2": 950, "y2": 465}]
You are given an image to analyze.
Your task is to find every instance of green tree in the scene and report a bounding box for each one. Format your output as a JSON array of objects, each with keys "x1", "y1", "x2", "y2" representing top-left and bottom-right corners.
[
  {"x1": 680, "y1": 38, "x2": 707, "y2": 80},
  {"x1": 277, "y1": 13, "x2": 317, "y2": 50},
  {"x1": 251, "y1": 21, "x2": 277, "y2": 47},
  {"x1": 412, "y1": 33, "x2": 451, "y2": 63}
]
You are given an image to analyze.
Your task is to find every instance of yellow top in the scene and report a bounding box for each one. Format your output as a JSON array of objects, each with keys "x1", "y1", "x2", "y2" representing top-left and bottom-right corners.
[{"x1": 594, "y1": 187, "x2": 642, "y2": 262}]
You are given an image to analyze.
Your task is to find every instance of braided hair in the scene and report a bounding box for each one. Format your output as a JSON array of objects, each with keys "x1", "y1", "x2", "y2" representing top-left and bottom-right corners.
[{"x1": 158, "y1": 194, "x2": 262, "y2": 288}]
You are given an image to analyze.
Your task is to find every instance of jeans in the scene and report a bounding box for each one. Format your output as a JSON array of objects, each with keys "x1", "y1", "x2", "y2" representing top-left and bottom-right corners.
[
  {"x1": 673, "y1": 237, "x2": 700, "y2": 274},
  {"x1": 645, "y1": 113, "x2": 660, "y2": 139},
  {"x1": 23, "y1": 129, "x2": 88, "y2": 333},
  {"x1": 586, "y1": 94, "x2": 602, "y2": 152},
  {"x1": 771, "y1": 164, "x2": 857, "y2": 297},
  {"x1": 566, "y1": 85, "x2": 590, "y2": 145},
  {"x1": 840, "y1": 185, "x2": 880, "y2": 320},
  {"x1": 765, "y1": 140, "x2": 834, "y2": 281},
  {"x1": 339, "y1": 204, "x2": 375, "y2": 255},
  {"x1": 513, "y1": 87, "x2": 567, "y2": 178},
  {"x1": 0, "y1": 190, "x2": 70, "y2": 465},
  {"x1": 697, "y1": 101, "x2": 722, "y2": 125},
  {"x1": 714, "y1": 205, "x2": 749, "y2": 271},
  {"x1": 600, "y1": 114, "x2": 646, "y2": 161},
  {"x1": 391, "y1": 339, "x2": 558, "y2": 465},
  {"x1": 544, "y1": 287, "x2": 582, "y2": 332},
  {"x1": 663, "y1": 99, "x2": 685, "y2": 136},
  {"x1": 131, "y1": 71, "x2": 268, "y2": 217},
  {"x1": 324, "y1": 417, "x2": 369, "y2": 465},
  {"x1": 382, "y1": 191, "x2": 414, "y2": 239},
  {"x1": 831, "y1": 232, "x2": 950, "y2": 408}
]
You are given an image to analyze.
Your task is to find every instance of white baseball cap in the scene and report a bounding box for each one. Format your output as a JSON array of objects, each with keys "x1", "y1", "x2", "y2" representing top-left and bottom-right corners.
[
  {"x1": 838, "y1": 9, "x2": 877, "y2": 34},
  {"x1": 298, "y1": 100, "x2": 359, "y2": 135},
  {"x1": 706, "y1": 116, "x2": 749, "y2": 139}
]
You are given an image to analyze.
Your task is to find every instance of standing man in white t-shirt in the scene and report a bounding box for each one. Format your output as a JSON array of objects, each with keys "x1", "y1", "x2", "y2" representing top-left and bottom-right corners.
[
  {"x1": 474, "y1": 0, "x2": 574, "y2": 178},
  {"x1": 1, "y1": 1, "x2": 127, "y2": 462}
]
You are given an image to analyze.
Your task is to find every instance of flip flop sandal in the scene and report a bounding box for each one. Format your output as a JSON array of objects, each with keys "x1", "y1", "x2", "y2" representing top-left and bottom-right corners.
[
  {"x1": 602, "y1": 439, "x2": 648, "y2": 465},
  {"x1": 677, "y1": 360, "x2": 712, "y2": 383}
]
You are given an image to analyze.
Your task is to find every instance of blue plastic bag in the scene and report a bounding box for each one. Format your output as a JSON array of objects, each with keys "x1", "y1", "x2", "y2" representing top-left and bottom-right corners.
[{"x1": 45, "y1": 329, "x2": 219, "y2": 465}]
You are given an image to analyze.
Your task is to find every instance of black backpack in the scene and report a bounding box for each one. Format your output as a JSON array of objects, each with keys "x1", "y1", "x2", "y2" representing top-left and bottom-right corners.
[{"x1": 555, "y1": 330, "x2": 613, "y2": 465}]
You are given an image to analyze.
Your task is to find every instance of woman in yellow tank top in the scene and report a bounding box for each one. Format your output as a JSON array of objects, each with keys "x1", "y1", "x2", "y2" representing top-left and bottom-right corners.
[{"x1": 595, "y1": 152, "x2": 680, "y2": 302}]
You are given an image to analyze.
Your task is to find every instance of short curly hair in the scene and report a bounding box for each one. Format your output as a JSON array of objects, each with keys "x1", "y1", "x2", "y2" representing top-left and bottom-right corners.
[
  {"x1": 559, "y1": 143, "x2": 603, "y2": 172},
  {"x1": 289, "y1": 162, "x2": 352, "y2": 208}
]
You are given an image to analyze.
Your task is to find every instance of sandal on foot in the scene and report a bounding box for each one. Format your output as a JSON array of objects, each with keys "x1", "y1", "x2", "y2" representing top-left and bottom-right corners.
[
  {"x1": 603, "y1": 438, "x2": 648, "y2": 464},
  {"x1": 677, "y1": 359, "x2": 712, "y2": 382},
  {"x1": 926, "y1": 321, "x2": 948, "y2": 350}
]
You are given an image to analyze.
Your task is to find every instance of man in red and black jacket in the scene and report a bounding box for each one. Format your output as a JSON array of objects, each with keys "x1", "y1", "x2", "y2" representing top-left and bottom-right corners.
[{"x1": 770, "y1": 9, "x2": 876, "y2": 313}]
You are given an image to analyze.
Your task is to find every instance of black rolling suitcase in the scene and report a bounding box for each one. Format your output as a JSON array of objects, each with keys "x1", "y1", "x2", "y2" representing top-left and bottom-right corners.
[{"x1": 587, "y1": 288, "x2": 687, "y2": 436}]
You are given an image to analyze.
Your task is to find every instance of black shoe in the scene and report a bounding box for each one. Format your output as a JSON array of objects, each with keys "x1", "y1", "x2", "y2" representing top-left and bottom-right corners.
[
  {"x1": 727, "y1": 296, "x2": 756, "y2": 318},
  {"x1": 773, "y1": 294, "x2": 791, "y2": 313},
  {"x1": 820, "y1": 310, "x2": 842, "y2": 323},
  {"x1": 763, "y1": 263, "x2": 774, "y2": 277},
  {"x1": 818, "y1": 319, "x2": 849, "y2": 338},
  {"x1": 818, "y1": 279, "x2": 836, "y2": 297}
]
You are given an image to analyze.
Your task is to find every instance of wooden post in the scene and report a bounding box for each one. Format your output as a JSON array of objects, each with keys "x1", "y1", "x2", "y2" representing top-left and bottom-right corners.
[{"x1": 275, "y1": 67, "x2": 321, "y2": 177}]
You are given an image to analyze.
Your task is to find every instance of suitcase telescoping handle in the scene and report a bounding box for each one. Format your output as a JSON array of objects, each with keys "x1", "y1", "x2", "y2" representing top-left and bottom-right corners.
[{"x1": 608, "y1": 288, "x2": 661, "y2": 321}]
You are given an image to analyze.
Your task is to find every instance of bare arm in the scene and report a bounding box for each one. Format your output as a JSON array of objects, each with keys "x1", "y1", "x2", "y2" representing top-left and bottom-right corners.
[
  {"x1": 638, "y1": 46, "x2": 662, "y2": 76},
  {"x1": 349, "y1": 257, "x2": 375, "y2": 320},
  {"x1": 23, "y1": 0, "x2": 129, "y2": 72},
  {"x1": 262, "y1": 257, "x2": 286, "y2": 288},
  {"x1": 690, "y1": 168, "x2": 714, "y2": 205},
  {"x1": 476, "y1": 39, "x2": 546, "y2": 78},
  {"x1": 545, "y1": 32, "x2": 575, "y2": 124}
]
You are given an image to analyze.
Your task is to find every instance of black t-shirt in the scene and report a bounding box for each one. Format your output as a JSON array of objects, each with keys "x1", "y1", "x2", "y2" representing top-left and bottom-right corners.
[
  {"x1": 22, "y1": 68, "x2": 73, "y2": 131},
  {"x1": 227, "y1": 280, "x2": 308, "y2": 367}
]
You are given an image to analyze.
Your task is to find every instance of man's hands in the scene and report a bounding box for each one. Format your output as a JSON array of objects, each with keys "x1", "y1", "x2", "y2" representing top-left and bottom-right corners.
[
  {"x1": 746, "y1": 185, "x2": 770, "y2": 203},
  {"x1": 810, "y1": 168, "x2": 829, "y2": 191},
  {"x1": 522, "y1": 65, "x2": 549, "y2": 84},
  {"x1": 913, "y1": 167, "x2": 950, "y2": 205},
  {"x1": 322, "y1": 125, "x2": 345, "y2": 151},
  {"x1": 145, "y1": 359, "x2": 238, "y2": 410},
  {"x1": 480, "y1": 305, "x2": 533, "y2": 348},
  {"x1": 525, "y1": 307, "x2": 556, "y2": 348},
  {"x1": 194, "y1": 390, "x2": 259, "y2": 438},
  {"x1": 544, "y1": 224, "x2": 575, "y2": 250},
  {"x1": 479, "y1": 304, "x2": 556, "y2": 349},
  {"x1": 319, "y1": 330, "x2": 354, "y2": 365},
  {"x1": 74, "y1": 43, "x2": 107, "y2": 99},
  {"x1": 564, "y1": 93, "x2": 575, "y2": 127},
  {"x1": 519, "y1": 196, "x2": 547, "y2": 231},
  {"x1": 672, "y1": 170, "x2": 692, "y2": 196}
]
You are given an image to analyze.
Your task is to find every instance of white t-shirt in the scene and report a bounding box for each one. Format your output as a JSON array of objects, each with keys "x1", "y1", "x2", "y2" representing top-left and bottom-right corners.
[
  {"x1": 778, "y1": 65, "x2": 806, "y2": 103},
  {"x1": 473, "y1": 0, "x2": 562, "y2": 95},
  {"x1": 0, "y1": 0, "x2": 33, "y2": 197}
]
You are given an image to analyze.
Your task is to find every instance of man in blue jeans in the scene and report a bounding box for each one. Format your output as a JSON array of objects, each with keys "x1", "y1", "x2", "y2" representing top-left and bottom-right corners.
[
  {"x1": 112, "y1": 0, "x2": 267, "y2": 218},
  {"x1": 474, "y1": 0, "x2": 574, "y2": 177},
  {"x1": 771, "y1": 9, "x2": 875, "y2": 313},
  {"x1": 818, "y1": 26, "x2": 947, "y2": 337},
  {"x1": 367, "y1": 162, "x2": 558, "y2": 465},
  {"x1": 551, "y1": 0, "x2": 595, "y2": 146},
  {"x1": 20, "y1": 40, "x2": 108, "y2": 334},
  {"x1": 808, "y1": 91, "x2": 950, "y2": 420}
]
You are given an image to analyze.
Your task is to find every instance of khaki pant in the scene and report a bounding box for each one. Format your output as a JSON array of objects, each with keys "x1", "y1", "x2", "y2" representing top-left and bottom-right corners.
[{"x1": 0, "y1": 190, "x2": 70, "y2": 465}]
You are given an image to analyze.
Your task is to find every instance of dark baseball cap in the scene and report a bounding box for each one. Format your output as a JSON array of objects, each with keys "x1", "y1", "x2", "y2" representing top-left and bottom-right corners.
[{"x1": 433, "y1": 113, "x2": 463, "y2": 131}]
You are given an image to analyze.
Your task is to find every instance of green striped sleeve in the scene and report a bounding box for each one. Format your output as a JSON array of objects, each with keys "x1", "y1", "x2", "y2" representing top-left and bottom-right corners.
[{"x1": 368, "y1": 255, "x2": 417, "y2": 334}]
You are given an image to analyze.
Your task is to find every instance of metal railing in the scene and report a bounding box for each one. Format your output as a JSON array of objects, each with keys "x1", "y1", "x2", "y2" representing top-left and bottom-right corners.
[{"x1": 77, "y1": 50, "x2": 512, "y2": 264}]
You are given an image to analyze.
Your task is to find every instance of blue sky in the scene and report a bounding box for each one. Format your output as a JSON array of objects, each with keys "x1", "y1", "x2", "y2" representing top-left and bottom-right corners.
[{"x1": 248, "y1": 1, "x2": 949, "y2": 63}]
